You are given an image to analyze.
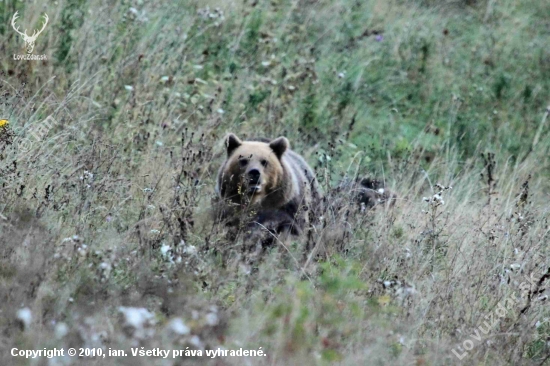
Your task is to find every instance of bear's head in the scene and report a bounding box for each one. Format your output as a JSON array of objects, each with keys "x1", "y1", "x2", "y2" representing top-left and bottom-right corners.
[{"x1": 219, "y1": 133, "x2": 289, "y2": 204}]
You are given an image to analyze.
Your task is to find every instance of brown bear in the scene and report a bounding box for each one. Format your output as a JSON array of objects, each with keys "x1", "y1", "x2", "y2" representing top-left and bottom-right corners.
[
  {"x1": 349, "y1": 178, "x2": 397, "y2": 210},
  {"x1": 215, "y1": 134, "x2": 319, "y2": 235}
]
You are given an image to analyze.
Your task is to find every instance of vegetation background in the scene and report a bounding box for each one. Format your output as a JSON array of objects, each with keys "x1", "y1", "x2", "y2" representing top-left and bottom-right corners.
[{"x1": 1, "y1": 0, "x2": 549, "y2": 364}]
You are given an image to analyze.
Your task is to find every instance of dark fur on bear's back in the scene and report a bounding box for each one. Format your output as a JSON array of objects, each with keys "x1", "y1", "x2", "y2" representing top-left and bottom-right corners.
[
  {"x1": 215, "y1": 134, "x2": 397, "y2": 240},
  {"x1": 356, "y1": 178, "x2": 397, "y2": 209}
]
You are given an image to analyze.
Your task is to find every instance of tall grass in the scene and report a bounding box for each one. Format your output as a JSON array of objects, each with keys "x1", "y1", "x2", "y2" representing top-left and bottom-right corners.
[{"x1": 1, "y1": 0, "x2": 549, "y2": 365}]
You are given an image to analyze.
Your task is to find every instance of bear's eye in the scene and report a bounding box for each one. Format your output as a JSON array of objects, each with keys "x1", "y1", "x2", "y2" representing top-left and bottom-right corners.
[
  {"x1": 239, "y1": 159, "x2": 248, "y2": 167},
  {"x1": 260, "y1": 159, "x2": 268, "y2": 167}
]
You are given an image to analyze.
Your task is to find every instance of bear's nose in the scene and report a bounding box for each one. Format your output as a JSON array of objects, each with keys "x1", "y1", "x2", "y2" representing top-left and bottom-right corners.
[{"x1": 247, "y1": 169, "x2": 261, "y2": 183}]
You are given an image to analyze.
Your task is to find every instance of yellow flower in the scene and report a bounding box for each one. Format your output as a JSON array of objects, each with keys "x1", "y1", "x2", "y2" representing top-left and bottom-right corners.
[
  {"x1": 377, "y1": 295, "x2": 391, "y2": 307},
  {"x1": 0, "y1": 119, "x2": 8, "y2": 128}
]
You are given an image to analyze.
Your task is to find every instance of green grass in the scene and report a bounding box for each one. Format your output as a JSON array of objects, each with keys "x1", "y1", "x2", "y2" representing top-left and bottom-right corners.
[{"x1": 1, "y1": 0, "x2": 550, "y2": 365}]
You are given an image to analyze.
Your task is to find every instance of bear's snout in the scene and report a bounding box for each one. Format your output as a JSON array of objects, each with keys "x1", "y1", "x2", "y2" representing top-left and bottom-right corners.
[
  {"x1": 247, "y1": 168, "x2": 261, "y2": 183},
  {"x1": 246, "y1": 168, "x2": 262, "y2": 193}
]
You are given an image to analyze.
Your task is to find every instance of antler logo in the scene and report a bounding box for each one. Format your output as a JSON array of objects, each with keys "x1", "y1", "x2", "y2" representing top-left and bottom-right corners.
[{"x1": 11, "y1": 11, "x2": 49, "y2": 54}]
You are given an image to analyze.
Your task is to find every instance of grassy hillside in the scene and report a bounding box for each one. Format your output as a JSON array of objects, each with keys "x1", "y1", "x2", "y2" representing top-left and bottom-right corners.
[{"x1": 1, "y1": 0, "x2": 549, "y2": 365}]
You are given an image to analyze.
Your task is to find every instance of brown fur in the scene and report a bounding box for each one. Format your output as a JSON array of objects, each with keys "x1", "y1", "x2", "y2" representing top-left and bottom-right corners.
[
  {"x1": 215, "y1": 135, "x2": 397, "y2": 239},
  {"x1": 216, "y1": 134, "x2": 319, "y2": 235}
]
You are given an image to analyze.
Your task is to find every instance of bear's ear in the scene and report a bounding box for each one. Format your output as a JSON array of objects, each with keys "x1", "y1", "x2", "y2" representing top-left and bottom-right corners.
[
  {"x1": 269, "y1": 137, "x2": 289, "y2": 159},
  {"x1": 225, "y1": 133, "x2": 242, "y2": 156}
]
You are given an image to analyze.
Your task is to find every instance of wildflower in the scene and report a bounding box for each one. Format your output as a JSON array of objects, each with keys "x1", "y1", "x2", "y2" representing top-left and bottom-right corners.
[
  {"x1": 183, "y1": 244, "x2": 197, "y2": 255},
  {"x1": 375, "y1": 34, "x2": 384, "y2": 42},
  {"x1": 54, "y1": 322, "x2": 69, "y2": 339},
  {"x1": 118, "y1": 307, "x2": 155, "y2": 339},
  {"x1": 168, "y1": 318, "x2": 190, "y2": 335},
  {"x1": 16, "y1": 308, "x2": 32, "y2": 329},
  {"x1": 160, "y1": 244, "x2": 171, "y2": 256},
  {"x1": 189, "y1": 335, "x2": 203, "y2": 349},
  {"x1": 124, "y1": 85, "x2": 134, "y2": 91},
  {"x1": 205, "y1": 312, "x2": 219, "y2": 326},
  {"x1": 0, "y1": 119, "x2": 9, "y2": 128},
  {"x1": 423, "y1": 184, "x2": 451, "y2": 207},
  {"x1": 377, "y1": 295, "x2": 391, "y2": 306},
  {"x1": 77, "y1": 244, "x2": 88, "y2": 257}
]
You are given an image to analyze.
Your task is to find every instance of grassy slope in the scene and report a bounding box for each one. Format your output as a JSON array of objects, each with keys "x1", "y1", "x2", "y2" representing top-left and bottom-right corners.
[{"x1": 1, "y1": 0, "x2": 550, "y2": 365}]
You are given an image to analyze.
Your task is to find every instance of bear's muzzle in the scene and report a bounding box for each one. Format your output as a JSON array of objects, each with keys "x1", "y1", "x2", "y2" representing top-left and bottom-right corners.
[{"x1": 246, "y1": 169, "x2": 262, "y2": 194}]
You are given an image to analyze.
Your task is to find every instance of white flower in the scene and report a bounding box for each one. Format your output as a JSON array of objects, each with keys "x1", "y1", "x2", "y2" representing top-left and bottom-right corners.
[
  {"x1": 118, "y1": 307, "x2": 155, "y2": 339},
  {"x1": 183, "y1": 245, "x2": 197, "y2": 255},
  {"x1": 55, "y1": 322, "x2": 69, "y2": 339},
  {"x1": 124, "y1": 85, "x2": 134, "y2": 91},
  {"x1": 189, "y1": 335, "x2": 203, "y2": 349},
  {"x1": 205, "y1": 312, "x2": 219, "y2": 326},
  {"x1": 168, "y1": 318, "x2": 190, "y2": 335},
  {"x1": 16, "y1": 308, "x2": 32, "y2": 329},
  {"x1": 160, "y1": 244, "x2": 171, "y2": 256}
]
